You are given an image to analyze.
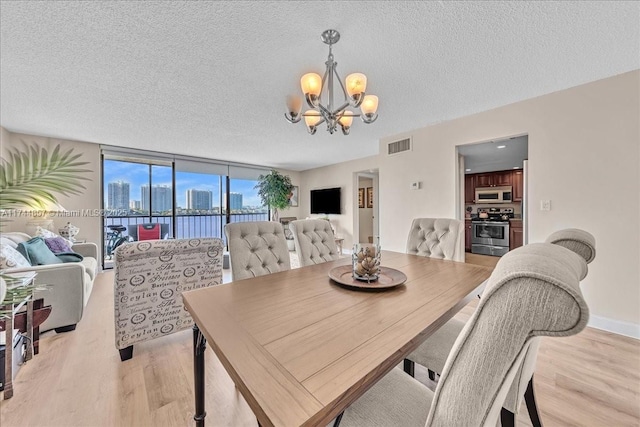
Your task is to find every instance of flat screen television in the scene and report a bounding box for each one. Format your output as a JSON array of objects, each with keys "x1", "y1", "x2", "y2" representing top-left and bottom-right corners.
[{"x1": 310, "y1": 187, "x2": 341, "y2": 214}]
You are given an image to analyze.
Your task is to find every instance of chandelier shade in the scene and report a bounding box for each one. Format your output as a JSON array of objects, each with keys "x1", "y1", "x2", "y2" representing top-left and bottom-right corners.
[{"x1": 284, "y1": 29, "x2": 379, "y2": 135}]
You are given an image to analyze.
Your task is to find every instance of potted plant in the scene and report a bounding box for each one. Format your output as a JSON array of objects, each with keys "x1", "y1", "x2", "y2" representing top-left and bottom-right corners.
[{"x1": 254, "y1": 170, "x2": 293, "y2": 222}]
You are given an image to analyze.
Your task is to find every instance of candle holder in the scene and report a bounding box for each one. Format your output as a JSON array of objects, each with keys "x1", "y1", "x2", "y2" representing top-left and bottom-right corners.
[{"x1": 352, "y1": 243, "x2": 381, "y2": 283}]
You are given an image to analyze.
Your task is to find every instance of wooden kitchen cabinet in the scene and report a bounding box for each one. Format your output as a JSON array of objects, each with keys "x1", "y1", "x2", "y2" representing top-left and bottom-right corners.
[
  {"x1": 512, "y1": 170, "x2": 524, "y2": 201},
  {"x1": 464, "y1": 174, "x2": 475, "y2": 204},
  {"x1": 510, "y1": 220, "x2": 523, "y2": 251},
  {"x1": 465, "y1": 220, "x2": 472, "y2": 252},
  {"x1": 475, "y1": 171, "x2": 511, "y2": 187}
]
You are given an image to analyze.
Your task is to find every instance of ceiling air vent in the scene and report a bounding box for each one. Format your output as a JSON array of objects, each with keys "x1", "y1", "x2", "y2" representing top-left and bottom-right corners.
[{"x1": 387, "y1": 138, "x2": 412, "y2": 155}]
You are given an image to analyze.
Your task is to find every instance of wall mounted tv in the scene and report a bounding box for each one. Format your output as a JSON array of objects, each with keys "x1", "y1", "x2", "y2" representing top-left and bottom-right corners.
[{"x1": 310, "y1": 187, "x2": 341, "y2": 214}]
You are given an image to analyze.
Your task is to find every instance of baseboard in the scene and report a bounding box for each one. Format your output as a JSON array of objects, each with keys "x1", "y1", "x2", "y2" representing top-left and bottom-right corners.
[{"x1": 588, "y1": 315, "x2": 640, "y2": 339}]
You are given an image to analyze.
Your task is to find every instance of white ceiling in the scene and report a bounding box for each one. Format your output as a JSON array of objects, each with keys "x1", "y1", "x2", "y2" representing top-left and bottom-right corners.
[
  {"x1": 458, "y1": 135, "x2": 528, "y2": 174},
  {"x1": 1, "y1": 1, "x2": 638, "y2": 171}
]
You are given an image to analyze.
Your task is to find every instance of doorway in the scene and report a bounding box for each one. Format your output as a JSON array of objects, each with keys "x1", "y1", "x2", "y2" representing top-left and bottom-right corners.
[
  {"x1": 456, "y1": 135, "x2": 529, "y2": 257},
  {"x1": 355, "y1": 170, "x2": 379, "y2": 244}
]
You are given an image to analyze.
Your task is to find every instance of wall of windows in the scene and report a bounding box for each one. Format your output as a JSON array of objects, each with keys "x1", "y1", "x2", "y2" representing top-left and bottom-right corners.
[{"x1": 101, "y1": 147, "x2": 269, "y2": 267}]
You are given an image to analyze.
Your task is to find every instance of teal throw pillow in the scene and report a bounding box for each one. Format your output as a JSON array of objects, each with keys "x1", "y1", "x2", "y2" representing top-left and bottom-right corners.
[
  {"x1": 17, "y1": 237, "x2": 62, "y2": 266},
  {"x1": 55, "y1": 252, "x2": 84, "y2": 263}
]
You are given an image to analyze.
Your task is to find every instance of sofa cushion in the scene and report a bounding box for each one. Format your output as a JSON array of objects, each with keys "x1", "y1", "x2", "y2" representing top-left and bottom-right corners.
[
  {"x1": 0, "y1": 243, "x2": 31, "y2": 269},
  {"x1": 0, "y1": 237, "x2": 18, "y2": 250},
  {"x1": 80, "y1": 257, "x2": 98, "y2": 280},
  {"x1": 44, "y1": 237, "x2": 73, "y2": 253},
  {"x1": 17, "y1": 237, "x2": 62, "y2": 266}
]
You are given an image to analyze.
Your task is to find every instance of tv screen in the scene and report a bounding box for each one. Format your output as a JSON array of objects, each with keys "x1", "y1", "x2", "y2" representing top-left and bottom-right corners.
[{"x1": 310, "y1": 187, "x2": 341, "y2": 214}]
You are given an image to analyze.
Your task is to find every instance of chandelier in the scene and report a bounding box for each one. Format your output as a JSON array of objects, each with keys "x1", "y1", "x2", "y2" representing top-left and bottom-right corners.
[{"x1": 284, "y1": 29, "x2": 379, "y2": 135}]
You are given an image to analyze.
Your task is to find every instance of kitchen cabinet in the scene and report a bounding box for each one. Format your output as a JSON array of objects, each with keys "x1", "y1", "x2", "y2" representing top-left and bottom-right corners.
[
  {"x1": 510, "y1": 220, "x2": 523, "y2": 251},
  {"x1": 464, "y1": 175, "x2": 475, "y2": 204},
  {"x1": 465, "y1": 220, "x2": 472, "y2": 252},
  {"x1": 475, "y1": 171, "x2": 511, "y2": 188},
  {"x1": 512, "y1": 170, "x2": 524, "y2": 202}
]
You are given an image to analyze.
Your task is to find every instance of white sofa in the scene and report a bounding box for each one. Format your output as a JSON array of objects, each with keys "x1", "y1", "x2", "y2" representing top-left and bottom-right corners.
[{"x1": 1, "y1": 232, "x2": 99, "y2": 333}]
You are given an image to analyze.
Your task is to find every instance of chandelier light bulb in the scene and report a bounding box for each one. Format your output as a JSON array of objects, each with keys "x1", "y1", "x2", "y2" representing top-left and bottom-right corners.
[
  {"x1": 300, "y1": 73, "x2": 322, "y2": 96},
  {"x1": 286, "y1": 95, "x2": 302, "y2": 116},
  {"x1": 345, "y1": 73, "x2": 367, "y2": 97},
  {"x1": 360, "y1": 95, "x2": 379, "y2": 115},
  {"x1": 338, "y1": 115, "x2": 353, "y2": 127},
  {"x1": 304, "y1": 110, "x2": 321, "y2": 126}
]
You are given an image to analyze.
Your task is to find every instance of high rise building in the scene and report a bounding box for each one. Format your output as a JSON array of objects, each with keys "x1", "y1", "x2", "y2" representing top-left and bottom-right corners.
[
  {"x1": 186, "y1": 189, "x2": 213, "y2": 210},
  {"x1": 224, "y1": 192, "x2": 243, "y2": 211},
  {"x1": 129, "y1": 200, "x2": 141, "y2": 210},
  {"x1": 108, "y1": 181, "x2": 130, "y2": 210},
  {"x1": 141, "y1": 185, "x2": 172, "y2": 212}
]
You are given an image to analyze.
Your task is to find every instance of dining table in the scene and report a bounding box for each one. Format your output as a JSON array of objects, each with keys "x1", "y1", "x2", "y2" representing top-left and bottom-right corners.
[{"x1": 182, "y1": 250, "x2": 493, "y2": 427}]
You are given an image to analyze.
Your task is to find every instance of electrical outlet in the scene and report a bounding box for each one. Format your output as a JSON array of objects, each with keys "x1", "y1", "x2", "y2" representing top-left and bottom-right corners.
[
  {"x1": 540, "y1": 200, "x2": 551, "y2": 211},
  {"x1": 410, "y1": 182, "x2": 421, "y2": 190}
]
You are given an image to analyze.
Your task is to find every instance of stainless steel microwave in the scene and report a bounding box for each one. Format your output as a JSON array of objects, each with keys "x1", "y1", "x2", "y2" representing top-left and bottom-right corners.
[{"x1": 475, "y1": 186, "x2": 512, "y2": 204}]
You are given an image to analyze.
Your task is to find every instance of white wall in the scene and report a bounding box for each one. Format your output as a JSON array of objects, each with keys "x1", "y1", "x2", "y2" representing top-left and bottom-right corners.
[
  {"x1": 300, "y1": 155, "x2": 378, "y2": 251},
  {"x1": 378, "y1": 70, "x2": 640, "y2": 334},
  {"x1": 296, "y1": 71, "x2": 639, "y2": 336}
]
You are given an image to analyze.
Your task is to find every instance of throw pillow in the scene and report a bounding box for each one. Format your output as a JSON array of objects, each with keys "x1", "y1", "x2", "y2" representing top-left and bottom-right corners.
[
  {"x1": 0, "y1": 244, "x2": 31, "y2": 269},
  {"x1": 44, "y1": 236, "x2": 73, "y2": 254},
  {"x1": 17, "y1": 237, "x2": 62, "y2": 266},
  {"x1": 35, "y1": 226, "x2": 73, "y2": 247},
  {"x1": 55, "y1": 252, "x2": 84, "y2": 263}
]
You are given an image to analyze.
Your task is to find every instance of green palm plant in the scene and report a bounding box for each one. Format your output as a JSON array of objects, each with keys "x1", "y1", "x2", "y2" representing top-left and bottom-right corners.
[
  {"x1": 0, "y1": 141, "x2": 91, "y2": 309},
  {"x1": 0, "y1": 142, "x2": 91, "y2": 212}
]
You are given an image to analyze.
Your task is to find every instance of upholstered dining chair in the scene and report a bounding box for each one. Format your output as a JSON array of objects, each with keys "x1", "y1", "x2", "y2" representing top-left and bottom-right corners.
[
  {"x1": 224, "y1": 221, "x2": 291, "y2": 281},
  {"x1": 402, "y1": 228, "x2": 596, "y2": 427},
  {"x1": 335, "y1": 241, "x2": 591, "y2": 427},
  {"x1": 406, "y1": 218, "x2": 465, "y2": 262},
  {"x1": 114, "y1": 237, "x2": 224, "y2": 361},
  {"x1": 289, "y1": 219, "x2": 341, "y2": 267}
]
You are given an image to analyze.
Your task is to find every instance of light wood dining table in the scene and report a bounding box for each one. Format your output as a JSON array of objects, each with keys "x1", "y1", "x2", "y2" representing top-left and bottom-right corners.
[{"x1": 182, "y1": 250, "x2": 492, "y2": 427}]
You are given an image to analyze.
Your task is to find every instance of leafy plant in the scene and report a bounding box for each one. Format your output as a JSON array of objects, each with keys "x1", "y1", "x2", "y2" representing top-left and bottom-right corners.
[
  {"x1": 0, "y1": 141, "x2": 92, "y2": 212},
  {"x1": 0, "y1": 141, "x2": 91, "y2": 306},
  {"x1": 254, "y1": 170, "x2": 293, "y2": 221}
]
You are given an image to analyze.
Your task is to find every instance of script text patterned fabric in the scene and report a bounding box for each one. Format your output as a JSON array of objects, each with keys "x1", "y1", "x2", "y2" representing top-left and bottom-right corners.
[{"x1": 113, "y1": 238, "x2": 223, "y2": 350}]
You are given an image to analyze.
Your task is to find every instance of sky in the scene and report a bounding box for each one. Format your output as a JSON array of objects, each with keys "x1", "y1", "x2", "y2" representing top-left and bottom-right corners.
[{"x1": 103, "y1": 160, "x2": 262, "y2": 208}]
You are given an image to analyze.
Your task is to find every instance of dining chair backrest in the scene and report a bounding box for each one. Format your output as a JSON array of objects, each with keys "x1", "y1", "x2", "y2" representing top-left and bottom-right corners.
[
  {"x1": 426, "y1": 242, "x2": 590, "y2": 426},
  {"x1": 224, "y1": 221, "x2": 291, "y2": 281},
  {"x1": 406, "y1": 218, "x2": 464, "y2": 262},
  {"x1": 289, "y1": 219, "x2": 340, "y2": 267},
  {"x1": 501, "y1": 227, "x2": 596, "y2": 413},
  {"x1": 113, "y1": 238, "x2": 224, "y2": 359}
]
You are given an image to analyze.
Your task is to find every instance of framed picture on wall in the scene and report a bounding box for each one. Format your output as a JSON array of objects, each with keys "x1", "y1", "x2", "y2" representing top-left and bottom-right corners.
[
  {"x1": 358, "y1": 188, "x2": 365, "y2": 208},
  {"x1": 366, "y1": 187, "x2": 373, "y2": 208},
  {"x1": 289, "y1": 186, "x2": 299, "y2": 207}
]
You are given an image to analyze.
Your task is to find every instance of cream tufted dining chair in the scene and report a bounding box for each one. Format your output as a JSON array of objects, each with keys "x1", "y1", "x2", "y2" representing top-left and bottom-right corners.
[
  {"x1": 406, "y1": 218, "x2": 465, "y2": 262},
  {"x1": 224, "y1": 221, "x2": 291, "y2": 281},
  {"x1": 402, "y1": 228, "x2": 596, "y2": 427},
  {"x1": 335, "y1": 242, "x2": 590, "y2": 427},
  {"x1": 289, "y1": 219, "x2": 341, "y2": 267}
]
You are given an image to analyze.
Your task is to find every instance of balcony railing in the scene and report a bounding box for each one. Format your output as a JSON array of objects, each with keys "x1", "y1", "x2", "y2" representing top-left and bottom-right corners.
[{"x1": 104, "y1": 212, "x2": 269, "y2": 246}]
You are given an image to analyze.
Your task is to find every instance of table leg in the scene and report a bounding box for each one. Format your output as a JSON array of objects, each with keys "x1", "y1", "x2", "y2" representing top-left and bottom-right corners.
[
  {"x1": 193, "y1": 325, "x2": 207, "y2": 427},
  {"x1": 3, "y1": 305, "x2": 14, "y2": 399},
  {"x1": 25, "y1": 299, "x2": 33, "y2": 361}
]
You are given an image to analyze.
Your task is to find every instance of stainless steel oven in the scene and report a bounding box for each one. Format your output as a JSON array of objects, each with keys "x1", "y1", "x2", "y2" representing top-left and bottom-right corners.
[{"x1": 471, "y1": 221, "x2": 509, "y2": 256}]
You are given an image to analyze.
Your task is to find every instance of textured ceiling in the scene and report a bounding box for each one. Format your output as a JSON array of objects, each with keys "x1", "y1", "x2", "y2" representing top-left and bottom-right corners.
[
  {"x1": 458, "y1": 135, "x2": 528, "y2": 174},
  {"x1": 1, "y1": 1, "x2": 638, "y2": 171}
]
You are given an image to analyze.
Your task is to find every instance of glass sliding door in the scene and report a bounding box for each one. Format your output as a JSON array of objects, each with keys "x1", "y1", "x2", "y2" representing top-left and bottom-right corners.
[
  {"x1": 150, "y1": 164, "x2": 174, "y2": 238},
  {"x1": 228, "y1": 166, "x2": 269, "y2": 228}
]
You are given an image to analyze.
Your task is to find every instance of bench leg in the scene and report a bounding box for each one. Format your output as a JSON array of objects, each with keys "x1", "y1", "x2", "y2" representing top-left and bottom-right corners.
[{"x1": 119, "y1": 345, "x2": 133, "y2": 361}]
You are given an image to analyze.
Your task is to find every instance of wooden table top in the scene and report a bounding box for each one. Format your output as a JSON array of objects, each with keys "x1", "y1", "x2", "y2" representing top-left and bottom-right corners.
[{"x1": 183, "y1": 251, "x2": 492, "y2": 427}]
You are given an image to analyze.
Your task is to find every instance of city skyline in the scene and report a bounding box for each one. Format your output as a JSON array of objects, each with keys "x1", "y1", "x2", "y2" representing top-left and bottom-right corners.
[{"x1": 103, "y1": 159, "x2": 264, "y2": 209}]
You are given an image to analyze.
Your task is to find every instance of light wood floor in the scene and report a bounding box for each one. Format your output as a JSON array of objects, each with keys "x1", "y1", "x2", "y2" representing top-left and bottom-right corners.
[{"x1": 1, "y1": 259, "x2": 639, "y2": 426}]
